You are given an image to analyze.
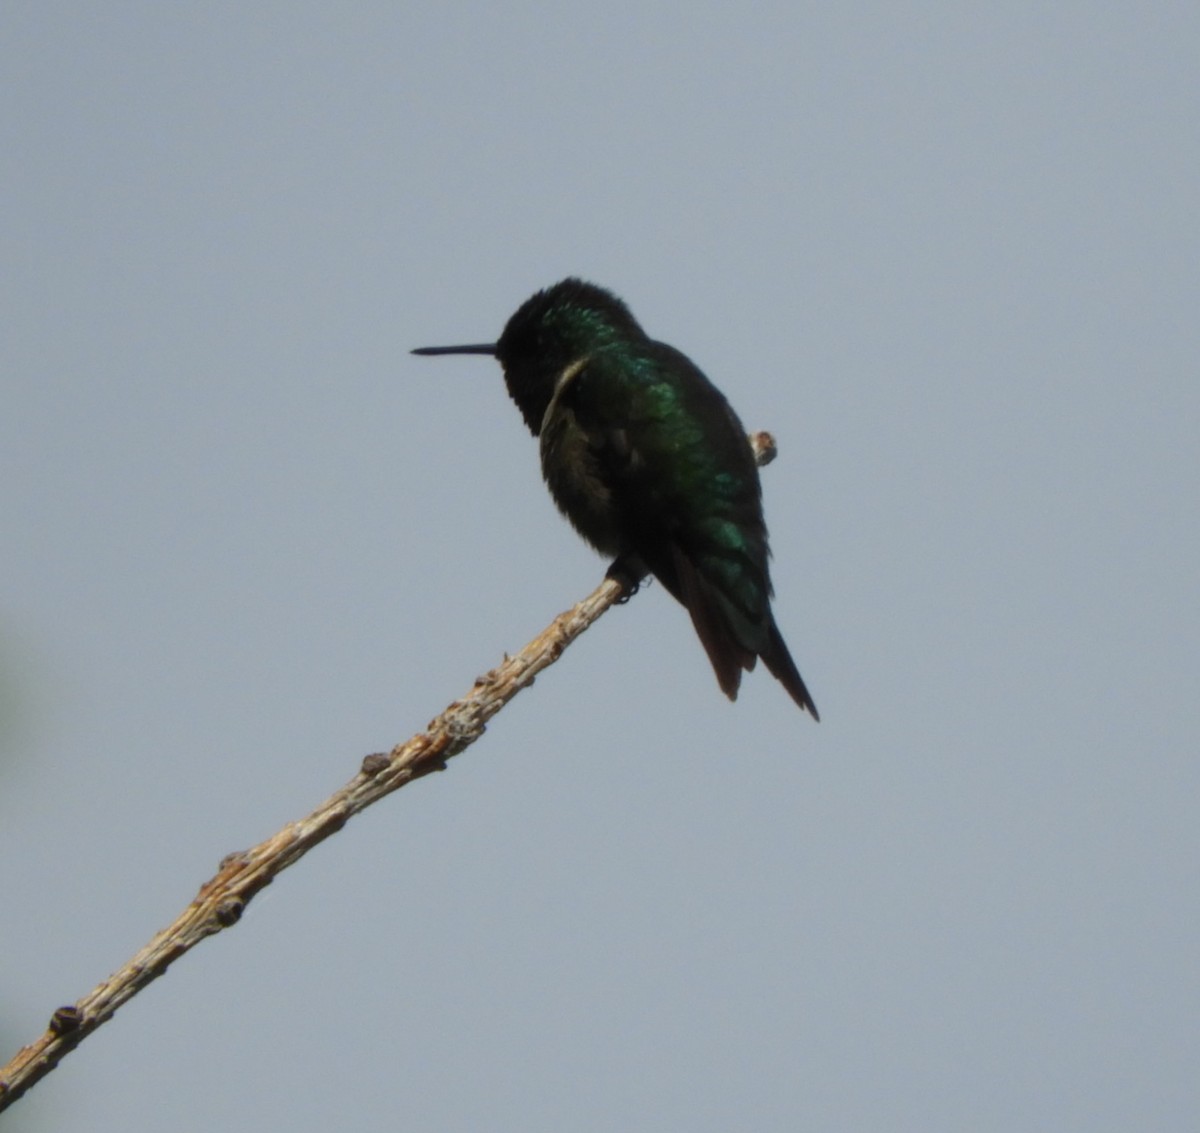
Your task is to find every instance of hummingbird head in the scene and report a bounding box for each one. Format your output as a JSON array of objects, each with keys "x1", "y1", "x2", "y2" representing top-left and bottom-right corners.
[{"x1": 413, "y1": 278, "x2": 648, "y2": 435}]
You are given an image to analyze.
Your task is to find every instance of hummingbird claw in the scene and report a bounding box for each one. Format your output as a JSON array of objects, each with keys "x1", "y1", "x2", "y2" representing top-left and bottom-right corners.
[{"x1": 606, "y1": 555, "x2": 647, "y2": 602}]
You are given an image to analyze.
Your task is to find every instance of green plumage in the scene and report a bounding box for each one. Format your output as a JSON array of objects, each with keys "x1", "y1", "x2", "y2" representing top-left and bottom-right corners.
[{"x1": 413, "y1": 278, "x2": 818, "y2": 718}]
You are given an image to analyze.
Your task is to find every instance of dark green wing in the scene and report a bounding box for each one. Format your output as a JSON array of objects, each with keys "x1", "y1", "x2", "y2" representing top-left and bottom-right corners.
[{"x1": 564, "y1": 343, "x2": 819, "y2": 716}]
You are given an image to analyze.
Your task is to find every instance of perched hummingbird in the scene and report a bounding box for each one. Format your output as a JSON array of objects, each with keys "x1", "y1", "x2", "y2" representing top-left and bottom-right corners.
[{"x1": 413, "y1": 278, "x2": 818, "y2": 718}]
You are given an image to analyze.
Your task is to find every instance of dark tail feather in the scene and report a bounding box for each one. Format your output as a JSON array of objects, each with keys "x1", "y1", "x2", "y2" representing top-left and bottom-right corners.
[
  {"x1": 666, "y1": 544, "x2": 819, "y2": 718},
  {"x1": 671, "y1": 545, "x2": 756, "y2": 700},
  {"x1": 762, "y1": 621, "x2": 820, "y2": 720}
]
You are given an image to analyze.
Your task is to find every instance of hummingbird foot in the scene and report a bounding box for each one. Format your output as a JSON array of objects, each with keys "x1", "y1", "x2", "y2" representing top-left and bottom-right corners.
[{"x1": 605, "y1": 555, "x2": 648, "y2": 603}]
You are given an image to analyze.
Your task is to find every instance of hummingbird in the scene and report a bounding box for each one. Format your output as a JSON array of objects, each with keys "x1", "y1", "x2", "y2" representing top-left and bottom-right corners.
[{"x1": 413, "y1": 278, "x2": 818, "y2": 718}]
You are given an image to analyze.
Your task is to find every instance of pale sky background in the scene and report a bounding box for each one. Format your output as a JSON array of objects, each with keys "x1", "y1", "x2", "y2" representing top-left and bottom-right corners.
[{"x1": 3, "y1": 5, "x2": 1197, "y2": 1131}]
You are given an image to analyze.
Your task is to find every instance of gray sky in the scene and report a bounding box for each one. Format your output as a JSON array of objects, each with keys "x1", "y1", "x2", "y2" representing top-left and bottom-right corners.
[{"x1": 3, "y1": 5, "x2": 1197, "y2": 1130}]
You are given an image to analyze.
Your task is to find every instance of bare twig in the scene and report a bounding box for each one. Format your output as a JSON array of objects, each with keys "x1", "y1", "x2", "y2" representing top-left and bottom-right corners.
[{"x1": 0, "y1": 431, "x2": 778, "y2": 1112}]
